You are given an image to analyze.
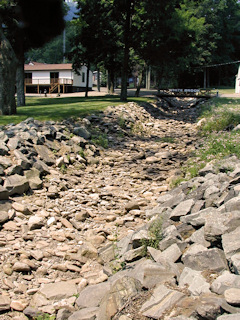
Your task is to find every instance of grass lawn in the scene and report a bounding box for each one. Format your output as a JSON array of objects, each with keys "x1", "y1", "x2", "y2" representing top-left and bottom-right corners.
[
  {"x1": 0, "y1": 95, "x2": 154, "y2": 126},
  {"x1": 216, "y1": 87, "x2": 235, "y2": 94}
]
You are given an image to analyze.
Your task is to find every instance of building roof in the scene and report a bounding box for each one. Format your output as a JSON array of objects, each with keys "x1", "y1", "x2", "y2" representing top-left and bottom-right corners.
[{"x1": 24, "y1": 62, "x2": 73, "y2": 71}]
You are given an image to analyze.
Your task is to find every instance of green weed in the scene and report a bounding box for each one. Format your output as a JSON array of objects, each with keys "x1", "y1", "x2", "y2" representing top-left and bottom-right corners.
[{"x1": 141, "y1": 217, "x2": 163, "y2": 256}]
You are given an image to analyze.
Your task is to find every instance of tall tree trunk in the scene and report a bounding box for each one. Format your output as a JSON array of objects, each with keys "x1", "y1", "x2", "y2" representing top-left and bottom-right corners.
[
  {"x1": 120, "y1": 1, "x2": 131, "y2": 101},
  {"x1": 107, "y1": 69, "x2": 114, "y2": 94},
  {"x1": 0, "y1": 24, "x2": 17, "y2": 115},
  {"x1": 146, "y1": 65, "x2": 151, "y2": 90},
  {"x1": 85, "y1": 62, "x2": 90, "y2": 98},
  {"x1": 97, "y1": 67, "x2": 100, "y2": 92},
  {"x1": 16, "y1": 56, "x2": 25, "y2": 107},
  {"x1": 135, "y1": 69, "x2": 143, "y2": 97}
]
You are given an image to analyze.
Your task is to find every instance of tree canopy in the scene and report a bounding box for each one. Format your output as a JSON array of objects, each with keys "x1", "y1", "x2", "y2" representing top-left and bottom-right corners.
[{"x1": 0, "y1": 0, "x2": 65, "y2": 114}]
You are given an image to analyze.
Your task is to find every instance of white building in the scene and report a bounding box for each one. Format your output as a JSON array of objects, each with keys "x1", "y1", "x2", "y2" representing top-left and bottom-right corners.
[
  {"x1": 24, "y1": 62, "x2": 93, "y2": 94},
  {"x1": 235, "y1": 64, "x2": 240, "y2": 94}
]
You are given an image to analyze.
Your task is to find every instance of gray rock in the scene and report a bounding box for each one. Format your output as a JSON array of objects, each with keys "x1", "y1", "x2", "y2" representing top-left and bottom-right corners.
[
  {"x1": 0, "y1": 141, "x2": 9, "y2": 155},
  {"x1": 3, "y1": 174, "x2": 29, "y2": 196},
  {"x1": 0, "y1": 295, "x2": 11, "y2": 311},
  {"x1": 219, "y1": 195, "x2": 240, "y2": 213},
  {"x1": 38, "y1": 281, "x2": 78, "y2": 300},
  {"x1": 170, "y1": 199, "x2": 195, "y2": 220},
  {"x1": 217, "y1": 314, "x2": 240, "y2": 320},
  {"x1": 195, "y1": 293, "x2": 223, "y2": 320},
  {"x1": 13, "y1": 262, "x2": 31, "y2": 272},
  {"x1": 25, "y1": 168, "x2": 42, "y2": 190},
  {"x1": 188, "y1": 227, "x2": 210, "y2": 247},
  {"x1": 224, "y1": 288, "x2": 240, "y2": 306},
  {"x1": 199, "y1": 164, "x2": 215, "y2": 176},
  {"x1": 76, "y1": 282, "x2": 111, "y2": 308},
  {"x1": 5, "y1": 164, "x2": 23, "y2": 176},
  {"x1": 211, "y1": 271, "x2": 240, "y2": 295},
  {"x1": 154, "y1": 243, "x2": 182, "y2": 264},
  {"x1": 159, "y1": 192, "x2": 186, "y2": 209},
  {"x1": 13, "y1": 150, "x2": 31, "y2": 169},
  {"x1": 204, "y1": 211, "x2": 240, "y2": 244},
  {"x1": 73, "y1": 127, "x2": 91, "y2": 140},
  {"x1": 179, "y1": 267, "x2": 210, "y2": 296},
  {"x1": 34, "y1": 145, "x2": 55, "y2": 165},
  {"x1": 230, "y1": 253, "x2": 240, "y2": 274},
  {"x1": 33, "y1": 158, "x2": 50, "y2": 175},
  {"x1": 98, "y1": 277, "x2": 142, "y2": 320},
  {"x1": 140, "y1": 284, "x2": 185, "y2": 319},
  {"x1": 222, "y1": 226, "x2": 240, "y2": 259},
  {"x1": 0, "y1": 185, "x2": 9, "y2": 200},
  {"x1": 0, "y1": 211, "x2": 8, "y2": 224},
  {"x1": 0, "y1": 156, "x2": 12, "y2": 168},
  {"x1": 180, "y1": 207, "x2": 217, "y2": 227},
  {"x1": 7, "y1": 137, "x2": 22, "y2": 150},
  {"x1": 28, "y1": 216, "x2": 44, "y2": 230},
  {"x1": 182, "y1": 247, "x2": 228, "y2": 272},
  {"x1": 128, "y1": 258, "x2": 177, "y2": 289},
  {"x1": 68, "y1": 307, "x2": 98, "y2": 320}
]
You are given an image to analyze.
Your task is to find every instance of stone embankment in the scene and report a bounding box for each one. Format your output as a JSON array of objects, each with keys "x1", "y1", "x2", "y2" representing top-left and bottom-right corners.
[{"x1": 0, "y1": 99, "x2": 240, "y2": 320}]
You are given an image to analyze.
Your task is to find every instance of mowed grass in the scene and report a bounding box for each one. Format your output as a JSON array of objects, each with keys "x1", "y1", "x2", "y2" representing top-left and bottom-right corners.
[{"x1": 0, "y1": 95, "x2": 153, "y2": 125}]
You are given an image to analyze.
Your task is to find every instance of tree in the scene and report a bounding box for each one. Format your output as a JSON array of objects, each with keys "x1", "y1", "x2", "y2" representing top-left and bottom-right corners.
[
  {"x1": 177, "y1": 0, "x2": 240, "y2": 87},
  {"x1": 0, "y1": 0, "x2": 64, "y2": 115}
]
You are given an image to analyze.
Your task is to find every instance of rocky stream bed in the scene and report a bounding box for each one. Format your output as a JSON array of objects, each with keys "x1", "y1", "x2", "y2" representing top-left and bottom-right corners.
[{"x1": 0, "y1": 98, "x2": 240, "y2": 320}]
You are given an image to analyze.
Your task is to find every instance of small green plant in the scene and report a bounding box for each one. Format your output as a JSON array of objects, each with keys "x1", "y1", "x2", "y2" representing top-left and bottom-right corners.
[
  {"x1": 92, "y1": 133, "x2": 109, "y2": 148},
  {"x1": 78, "y1": 147, "x2": 85, "y2": 158},
  {"x1": 158, "y1": 136, "x2": 176, "y2": 143},
  {"x1": 130, "y1": 121, "x2": 146, "y2": 136},
  {"x1": 141, "y1": 217, "x2": 163, "y2": 257},
  {"x1": 60, "y1": 163, "x2": 67, "y2": 174},
  {"x1": 118, "y1": 115, "x2": 127, "y2": 129}
]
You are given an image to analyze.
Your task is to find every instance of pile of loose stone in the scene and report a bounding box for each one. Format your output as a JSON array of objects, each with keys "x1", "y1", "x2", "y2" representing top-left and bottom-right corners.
[{"x1": 0, "y1": 99, "x2": 240, "y2": 320}]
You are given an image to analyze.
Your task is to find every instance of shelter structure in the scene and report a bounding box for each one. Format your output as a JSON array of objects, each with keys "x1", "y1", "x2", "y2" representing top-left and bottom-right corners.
[{"x1": 24, "y1": 62, "x2": 93, "y2": 94}]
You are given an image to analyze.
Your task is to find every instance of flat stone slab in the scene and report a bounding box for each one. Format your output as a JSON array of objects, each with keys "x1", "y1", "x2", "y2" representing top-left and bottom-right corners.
[
  {"x1": 222, "y1": 226, "x2": 240, "y2": 259},
  {"x1": 182, "y1": 247, "x2": 228, "y2": 272},
  {"x1": 140, "y1": 284, "x2": 185, "y2": 319},
  {"x1": 3, "y1": 174, "x2": 29, "y2": 196},
  {"x1": 39, "y1": 281, "x2": 78, "y2": 300},
  {"x1": 211, "y1": 271, "x2": 240, "y2": 295},
  {"x1": 217, "y1": 314, "x2": 240, "y2": 320},
  {"x1": 170, "y1": 199, "x2": 195, "y2": 220},
  {"x1": 224, "y1": 288, "x2": 240, "y2": 306},
  {"x1": 179, "y1": 267, "x2": 210, "y2": 296}
]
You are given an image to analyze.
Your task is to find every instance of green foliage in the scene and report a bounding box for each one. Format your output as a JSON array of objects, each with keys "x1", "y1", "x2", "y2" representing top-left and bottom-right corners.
[
  {"x1": 141, "y1": 217, "x2": 163, "y2": 257},
  {"x1": 91, "y1": 131, "x2": 109, "y2": 149}
]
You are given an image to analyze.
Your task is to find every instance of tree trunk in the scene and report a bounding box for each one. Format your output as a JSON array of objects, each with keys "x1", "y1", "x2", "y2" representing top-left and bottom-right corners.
[
  {"x1": 16, "y1": 57, "x2": 26, "y2": 107},
  {"x1": 85, "y1": 62, "x2": 90, "y2": 98},
  {"x1": 146, "y1": 65, "x2": 151, "y2": 90},
  {"x1": 97, "y1": 67, "x2": 100, "y2": 92},
  {"x1": 107, "y1": 69, "x2": 114, "y2": 94},
  {"x1": 120, "y1": 1, "x2": 131, "y2": 101},
  {"x1": 135, "y1": 69, "x2": 143, "y2": 97},
  {"x1": 0, "y1": 24, "x2": 17, "y2": 115}
]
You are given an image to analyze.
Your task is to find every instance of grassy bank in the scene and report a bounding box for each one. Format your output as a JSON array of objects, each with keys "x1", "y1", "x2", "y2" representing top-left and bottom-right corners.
[
  {"x1": 172, "y1": 97, "x2": 240, "y2": 186},
  {"x1": 0, "y1": 96, "x2": 153, "y2": 126}
]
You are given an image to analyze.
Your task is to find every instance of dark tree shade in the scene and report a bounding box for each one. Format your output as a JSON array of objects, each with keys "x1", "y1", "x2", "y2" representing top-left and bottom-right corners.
[{"x1": 18, "y1": 0, "x2": 65, "y2": 49}]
